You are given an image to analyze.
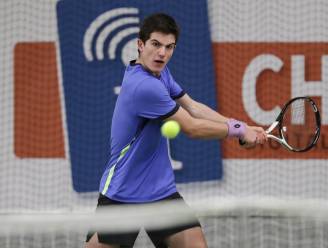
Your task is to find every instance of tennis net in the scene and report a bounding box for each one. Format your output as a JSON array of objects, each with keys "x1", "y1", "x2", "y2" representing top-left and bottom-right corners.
[{"x1": 1, "y1": 197, "x2": 328, "y2": 248}]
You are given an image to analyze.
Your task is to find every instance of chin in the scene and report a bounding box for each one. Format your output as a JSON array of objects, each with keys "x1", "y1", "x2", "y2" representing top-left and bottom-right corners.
[
  {"x1": 145, "y1": 62, "x2": 165, "y2": 75},
  {"x1": 150, "y1": 67, "x2": 162, "y2": 75}
]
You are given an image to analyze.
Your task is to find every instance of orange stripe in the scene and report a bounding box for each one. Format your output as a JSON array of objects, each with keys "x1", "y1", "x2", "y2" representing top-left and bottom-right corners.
[
  {"x1": 14, "y1": 42, "x2": 65, "y2": 158},
  {"x1": 213, "y1": 42, "x2": 328, "y2": 158}
]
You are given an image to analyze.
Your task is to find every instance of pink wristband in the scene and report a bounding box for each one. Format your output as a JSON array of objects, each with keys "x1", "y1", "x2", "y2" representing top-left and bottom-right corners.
[{"x1": 226, "y1": 119, "x2": 246, "y2": 139}]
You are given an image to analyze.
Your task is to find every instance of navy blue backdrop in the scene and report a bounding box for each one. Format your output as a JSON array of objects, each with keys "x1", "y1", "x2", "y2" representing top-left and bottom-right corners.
[{"x1": 56, "y1": 0, "x2": 222, "y2": 192}]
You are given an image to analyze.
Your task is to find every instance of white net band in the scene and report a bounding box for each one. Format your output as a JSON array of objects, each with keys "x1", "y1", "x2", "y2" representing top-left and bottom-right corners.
[{"x1": 2, "y1": 197, "x2": 328, "y2": 233}]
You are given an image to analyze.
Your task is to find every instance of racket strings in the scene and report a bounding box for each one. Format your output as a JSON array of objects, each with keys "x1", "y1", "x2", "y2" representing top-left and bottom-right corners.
[{"x1": 282, "y1": 99, "x2": 318, "y2": 151}]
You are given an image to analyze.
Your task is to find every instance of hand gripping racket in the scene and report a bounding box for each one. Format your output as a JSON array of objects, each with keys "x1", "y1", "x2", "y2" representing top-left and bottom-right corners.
[{"x1": 265, "y1": 96, "x2": 321, "y2": 152}]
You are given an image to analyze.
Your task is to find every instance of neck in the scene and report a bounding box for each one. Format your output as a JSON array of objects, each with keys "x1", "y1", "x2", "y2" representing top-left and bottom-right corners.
[{"x1": 135, "y1": 58, "x2": 160, "y2": 77}]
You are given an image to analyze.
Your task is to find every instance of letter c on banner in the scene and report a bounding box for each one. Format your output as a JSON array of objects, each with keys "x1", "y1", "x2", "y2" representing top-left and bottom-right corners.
[{"x1": 242, "y1": 54, "x2": 283, "y2": 125}]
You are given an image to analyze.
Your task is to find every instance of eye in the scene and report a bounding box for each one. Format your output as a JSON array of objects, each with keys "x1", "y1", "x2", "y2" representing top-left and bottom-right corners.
[
  {"x1": 151, "y1": 41, "x2": 161, "y2": 48},
  {"x1": 166, "y1": 44, "x2": 176, "y2": 50}
]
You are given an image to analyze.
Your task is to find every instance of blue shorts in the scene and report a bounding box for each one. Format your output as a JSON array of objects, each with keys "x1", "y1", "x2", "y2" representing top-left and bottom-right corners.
[{"x1": 86, "y1": 192, "x2": 201, "y2": 248}]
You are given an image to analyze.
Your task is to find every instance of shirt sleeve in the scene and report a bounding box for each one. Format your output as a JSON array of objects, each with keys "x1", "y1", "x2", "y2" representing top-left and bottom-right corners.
[
  {"x1": 134, "y1": 78, "x2": 179, "y2": 120},
  {"x1": 164, "y1": 67, "x2": 185, "y2": 99}
]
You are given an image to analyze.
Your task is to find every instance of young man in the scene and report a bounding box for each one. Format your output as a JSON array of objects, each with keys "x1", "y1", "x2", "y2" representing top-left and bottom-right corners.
[{"x1": 86, "y1": 13, "x2": 267, "y2": 248}]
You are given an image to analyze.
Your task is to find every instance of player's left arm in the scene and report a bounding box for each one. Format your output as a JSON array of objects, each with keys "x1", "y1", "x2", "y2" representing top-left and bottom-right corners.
[{"x1": 176, "y1": 93, "x2": 267, "y2": 144}]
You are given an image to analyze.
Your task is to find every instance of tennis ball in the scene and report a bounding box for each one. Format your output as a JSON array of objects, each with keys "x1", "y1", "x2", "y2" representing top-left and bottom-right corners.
[{"x1": 161, "y1": 120, "x2": 180, "y2": 139}]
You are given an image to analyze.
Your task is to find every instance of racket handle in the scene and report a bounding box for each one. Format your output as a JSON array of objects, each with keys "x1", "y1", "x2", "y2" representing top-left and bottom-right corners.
[{"x1": 239, "y1": 139, "x2": 247, "y2": 146}]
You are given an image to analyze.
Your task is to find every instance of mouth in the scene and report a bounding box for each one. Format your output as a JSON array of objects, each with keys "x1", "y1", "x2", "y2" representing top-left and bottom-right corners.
[{"x1": 154, "y1": 60, "x2": 165, "y2": 65}]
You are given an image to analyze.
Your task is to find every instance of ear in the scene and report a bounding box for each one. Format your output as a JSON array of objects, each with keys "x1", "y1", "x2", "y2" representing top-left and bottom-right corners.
[{"x1": 137, "y1": 39, "x2": 144, "y2": 53}]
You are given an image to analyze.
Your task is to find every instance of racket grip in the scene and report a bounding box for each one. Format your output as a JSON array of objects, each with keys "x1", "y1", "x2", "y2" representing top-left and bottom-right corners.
[{"x1": 226, "y1": 119, "x2": 246, "y2": 139}]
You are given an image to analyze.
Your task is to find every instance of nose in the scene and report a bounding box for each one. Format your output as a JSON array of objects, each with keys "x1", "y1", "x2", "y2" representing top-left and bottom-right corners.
[{"x1": 158, "y1": 46, "x2": 166, "y2": 56}]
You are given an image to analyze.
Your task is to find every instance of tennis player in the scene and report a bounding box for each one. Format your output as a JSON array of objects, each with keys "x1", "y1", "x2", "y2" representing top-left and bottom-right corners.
[{"x1": 85, "y1": 13, "x2": 267, "y2": 248}]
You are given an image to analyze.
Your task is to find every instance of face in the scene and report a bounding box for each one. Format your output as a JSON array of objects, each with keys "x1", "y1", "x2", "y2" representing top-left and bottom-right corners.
[{"x1": 137, "y1": 32, "x2": 176, "y2": 76}]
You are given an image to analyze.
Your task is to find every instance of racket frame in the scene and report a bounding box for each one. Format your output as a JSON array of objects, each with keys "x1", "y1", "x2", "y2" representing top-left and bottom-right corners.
[{"x1": 266, "y1": 96, "x2": 321, "y2": 152}]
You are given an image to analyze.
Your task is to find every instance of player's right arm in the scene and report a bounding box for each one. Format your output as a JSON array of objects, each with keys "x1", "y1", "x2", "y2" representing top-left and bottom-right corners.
[
  {"x1": 167, "y1": 106, "x2": 263, "y2": 144},
  {"x1": 168, "y1": 106, "x2": 228, "y2": 139}
]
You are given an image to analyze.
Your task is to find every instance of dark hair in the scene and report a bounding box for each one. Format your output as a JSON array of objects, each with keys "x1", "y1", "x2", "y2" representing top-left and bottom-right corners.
[{"x1": 138, "y1": 13, "x2": 180, "y2": 44}]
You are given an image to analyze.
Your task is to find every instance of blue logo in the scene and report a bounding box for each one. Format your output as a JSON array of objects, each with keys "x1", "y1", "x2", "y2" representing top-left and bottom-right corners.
[{"x1": 56, "y1": 0, "x2": 222, "y2": 192}]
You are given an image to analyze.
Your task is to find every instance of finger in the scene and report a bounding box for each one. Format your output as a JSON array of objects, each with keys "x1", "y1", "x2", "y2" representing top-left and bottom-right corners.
[
  {"x1": 259, "y1": 132, "x2": 267, "y2": 143},
  {"x1": 254, "y1": 133, "x2": 262, "y2": 144},
  {"x1": 253, "y1": 127, "x2": 268, "y2": 141},
  {"x1": 257, "y1": 136, "x2": 265, "y2": 144},
  {"x1": 264, "y1": 132, "x2": 268, "y2": 141},
  {"x1": 258, "y1": 133, "x2": 265, "y2": 143}
]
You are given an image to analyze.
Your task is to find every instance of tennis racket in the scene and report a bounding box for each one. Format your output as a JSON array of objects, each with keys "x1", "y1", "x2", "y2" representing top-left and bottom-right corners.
[{"x1": 265, "y1": 96, "x2": 321, "y2": 152}]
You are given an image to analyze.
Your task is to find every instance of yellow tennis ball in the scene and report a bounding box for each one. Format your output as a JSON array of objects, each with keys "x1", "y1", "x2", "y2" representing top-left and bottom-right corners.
[{"x1": 161, "y1": 120, "x2": 180, "y2": 139}]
